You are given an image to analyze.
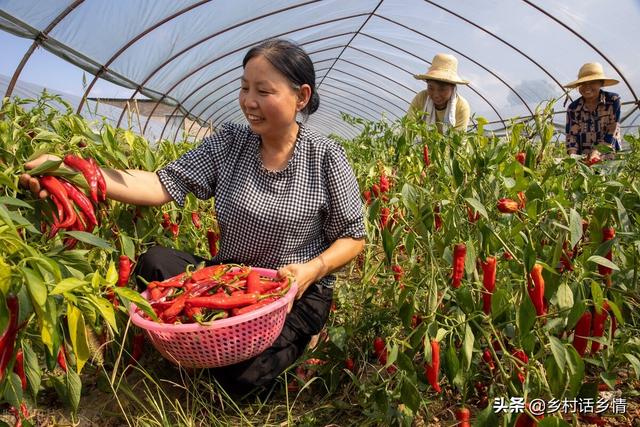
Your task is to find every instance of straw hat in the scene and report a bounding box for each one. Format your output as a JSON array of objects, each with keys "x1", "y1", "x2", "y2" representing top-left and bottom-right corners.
[
  {"x1": 564, "y1": 62, "x2": 619, "y2": 89},
  {"x1": 414, "y1": 53, "x2": 469, "y2": 85}
]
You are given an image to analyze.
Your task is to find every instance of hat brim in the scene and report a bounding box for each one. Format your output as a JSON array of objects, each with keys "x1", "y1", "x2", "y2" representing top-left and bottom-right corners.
[
  {"x1": 413, "y1": 73, "x2": 469, "y2": 85},
  {"x1": 564, "y1": 75, "x2": 619, "y2": 89}
]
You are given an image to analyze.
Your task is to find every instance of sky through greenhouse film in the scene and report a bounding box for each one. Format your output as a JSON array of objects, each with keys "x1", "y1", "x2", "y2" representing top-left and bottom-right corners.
[{"x1": 0, "y1": 0, "x2": 638, "y2": 137}]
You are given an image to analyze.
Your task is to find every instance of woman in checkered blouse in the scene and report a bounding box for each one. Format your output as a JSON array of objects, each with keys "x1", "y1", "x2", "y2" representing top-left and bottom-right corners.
[{"x1": 21, "y1": 39, "x2": 366, "y2": 396}]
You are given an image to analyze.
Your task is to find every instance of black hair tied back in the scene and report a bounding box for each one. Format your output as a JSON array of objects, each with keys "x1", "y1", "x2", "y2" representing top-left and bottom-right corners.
[{"x1": 243, "y1": 39, "x2": 319, "y2": 118}]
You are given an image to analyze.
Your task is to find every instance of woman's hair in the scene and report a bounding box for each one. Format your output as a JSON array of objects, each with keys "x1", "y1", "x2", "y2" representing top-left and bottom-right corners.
[{"x1": 243, "y1": 39, "x2": 320, "y2": 117}]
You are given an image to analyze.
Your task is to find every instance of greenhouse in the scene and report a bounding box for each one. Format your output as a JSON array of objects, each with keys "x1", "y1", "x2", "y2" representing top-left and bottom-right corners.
[{"x1": 1, "y1": 1, "x2": 639, "y2": 426}]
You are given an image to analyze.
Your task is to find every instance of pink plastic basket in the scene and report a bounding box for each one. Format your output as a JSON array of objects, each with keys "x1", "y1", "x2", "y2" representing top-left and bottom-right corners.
[{"x1": 129, "y1": 267, "x2": 297, "y2": 368}]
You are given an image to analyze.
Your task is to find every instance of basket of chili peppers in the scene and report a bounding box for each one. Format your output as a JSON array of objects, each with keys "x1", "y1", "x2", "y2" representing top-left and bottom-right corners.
[{"x1": 129, "y1": 264, "x2": 297, "y2": 368}]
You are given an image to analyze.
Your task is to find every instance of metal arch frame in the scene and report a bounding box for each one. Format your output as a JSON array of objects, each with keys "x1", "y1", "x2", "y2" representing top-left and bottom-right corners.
[
  {"x1": 223, "y1": 106, "x2": 363, "y2": 139},
  {"x1": 317, "y1": 0, "x2": 384, "y2": 88},
  {"x1": 76, "y1": 0, "x2": 214, "y2": 114},
  {"x1": 323, "y1": 75, "x2": 406, "y2": 111},
  {"x1": 367, "y1": 16, "x2": 518, "y2": 121},
  {"x1": 162, "y1": 31, "x2": 362, "y2": 141},
  {"x1": 521, "y1": 0, "x2": 639, "y2": 123},
  {"x1": 320, "y1": 81, "x2": 404, "y2": 119},
  {"x1": 523, "y1": 0, "x2": 637, "y2": 102},
  {"x1": 152, "y1": 34, "x2": 355, "y2": 139},
  {"x1": 320, "y1": 94, "x2": 381, "y2": 122},
  {"x1": 319, "y1": 85, "x2": 401, "y2": 120},
  {"x1": 424, "y1": 0, "x2": 572, "y2": 104},
  {"x1": 113, "y1": 2, "x2": 356, "y2": 127},
  {"x1": 4, "y1": 0, "x2": 86, "y2": 98}
]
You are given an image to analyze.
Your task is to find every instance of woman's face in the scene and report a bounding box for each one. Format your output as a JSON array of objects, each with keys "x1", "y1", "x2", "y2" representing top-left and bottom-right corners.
[
  {"x1": 578, "y1": 80, "x2": 604, "y2": 103},
  {"x1": 239, "y1": 55, "x2": 306, "y2": 139},
  {"x1": 427, "y1": 80, "x2": 455, "y2": 109}
]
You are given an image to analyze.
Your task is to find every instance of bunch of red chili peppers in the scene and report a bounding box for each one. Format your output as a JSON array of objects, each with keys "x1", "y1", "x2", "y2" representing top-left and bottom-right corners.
[
  {"x1": 33, "y1": 154, "x2": 106, "y2": 248},
  {"x1": 142, "y1": 264, "x2": 291, "y2": 324}
]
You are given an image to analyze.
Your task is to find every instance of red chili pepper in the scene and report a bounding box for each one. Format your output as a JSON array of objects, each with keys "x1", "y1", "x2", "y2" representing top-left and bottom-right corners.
[
  {"x1": 391, "y1": 264, "x2": 404, "y2": 282},
  {"x1": 599, "y1": 227, "x2": 615, "y2": 277},
  {"x1": 58, "y1": 179, "x2": 98, "y2": 229},
  {"x1": 191, "y1": 212, "x2": 202, "y2": 229},
  {"x1": 481, "y1": 256, "x2": 497, "y2": 314},
  {"x1": 512, "y1": 349, "x2": 528, "y2": 383},
  {"x1": 482, "y1": 348, "x2": 495, "y2": 370},
  {"x1": 528, "y1": 264, "x2": 546, "y2": 316},
  {"x1": 186, "y1": 292, "x2": 261, "y2": 309},
  {"x1": 517, "y1": 191, "x2": 526, "y2": 210},
  {"x1": 380, "y1": 207, "x2": 390, "y2": 229},
  {"x1": 39, "y1": 176, "x2": 77, "y2": 229},
  {"x1": 371, "y1": 183, "x2": 381, "y2": 198},
  {"x1": 14, "y1": 349, "x2": 27, "y2": 391},
  {"x1": 433, "y1": 204, "x2": 442, "y2": 231},
  {"x1": 161, "y1": 212, "x2": 171, "y2": 229},
  {"x1": 423, "y1": 144, "x2": 431, "y2": 167},
  {"x1": 231, "y1": 297, "x2": 277, "y2": 316},
  {"x1": 451, "y1": 243, "x2": 467, "y2": 288},
  {"x1": 591, "y1": 301, "x2": 609, "y2": 354},
  {"x1": 245, "y1": 270, "x2": 261, "y2": 294},
  {"x1": 573, "y1": 311, "x2": 592, "y2": 357},
  {"x1": 362, "y1": 190, "x2": 372, "y2": 205},
  {"x1": 207, "y1": 230, "x2": 219, "y2": 257},
  {"x1": 87, "y1": 157, "x2": 107, "y2": 202},
  {"x1": 515, "y1": 152, "x2": 526, "y2": 165},
  {"x1": 467, "y1": 206, "x2": 480, "y2": 223},
  {"x1": 503, "y1": 251, "x2": 513, "y2": 260},
  {"x1": 424, "y1": 340, "x2": 441, "y2": 392},
  {"x1": 57, "y1": 347, "x2": 67, "y2": 373},
  {"x1": 379, "y1": 173, "x2": 390, "y2": 193},
  {"x1": 497, "y1": 198, "x2": 520, "y2": 214},
  {"x1": 118, "y1": 255, "x2": 132, "y2": 287},
  {"x1": 345, "y1": 357, "x2": 355, "y2": 372},
  {"x1": 455, "y1": 407, "x2": 471, "y2": 427},
  {"x1": 373, "y1": 337, "x2": 385, "y2": 355},
  {"x1": 0, "y1": 295, "x2": 20, "y2": 383},
  {"x1": 63, "y1": 154, "x2": 100, "y2": 204},
  {"x1": 169, "y1": 223, "x2": 179, "y2": 238},
  {"x1": 131, "y1": 333, "x2": 144, "y2": 362}
]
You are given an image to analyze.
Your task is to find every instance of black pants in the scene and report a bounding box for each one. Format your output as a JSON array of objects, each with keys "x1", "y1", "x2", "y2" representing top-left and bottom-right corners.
[{"x1": 134, "y1": 246, "x2": 333, "y2": 397}]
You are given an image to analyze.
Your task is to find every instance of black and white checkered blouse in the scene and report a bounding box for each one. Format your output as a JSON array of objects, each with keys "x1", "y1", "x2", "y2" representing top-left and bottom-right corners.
[{"x1": 157, "y1": 122, "x2": 366, "y2": 287}]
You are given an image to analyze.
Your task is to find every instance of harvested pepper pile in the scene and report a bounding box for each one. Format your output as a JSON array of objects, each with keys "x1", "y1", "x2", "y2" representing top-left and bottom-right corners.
[{"x1": 143, "y1": 264, "x2": 292, "y2": 324}]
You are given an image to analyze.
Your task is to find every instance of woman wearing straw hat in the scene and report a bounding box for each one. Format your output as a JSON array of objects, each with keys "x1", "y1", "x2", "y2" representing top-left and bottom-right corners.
[
  {"x1": 408, "y1": 53, "x2": 471, "y2": 133},
  {"x1": 564, "y1": 62, "x2": 621, "y2": 161}
]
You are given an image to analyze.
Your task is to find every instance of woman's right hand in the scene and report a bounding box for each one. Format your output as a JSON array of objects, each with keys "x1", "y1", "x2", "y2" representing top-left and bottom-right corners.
[{"x1": 18, "y1": 154, "x2": 62, "y2": 199}]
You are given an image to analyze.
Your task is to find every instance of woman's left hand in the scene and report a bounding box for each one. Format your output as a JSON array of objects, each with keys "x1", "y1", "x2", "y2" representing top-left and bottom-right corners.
[{"x1": 278, "y1": 258, "x2": 325, "y2": 299}]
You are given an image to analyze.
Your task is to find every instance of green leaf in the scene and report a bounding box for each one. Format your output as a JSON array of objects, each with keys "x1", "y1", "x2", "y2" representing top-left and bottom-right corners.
[
  {"x1": 105, "y1": 261, "x2": 118, "y2": 286},
  {"x1": 113, "y1": 287, "x2": 158, "y2": 322},
  {"x1": 544, "y1": 356, "x2": 564, "y2": 397},
  {"x1": 606, "y1": 300, "x2": 624, "y2": 326},
  {"x1": 591, "y1": 282, "x2": 604, "y2": 310},
  {"x1": 66, "y1": 367, "x2": 82, "y2": 414},
  {"x1": 0, "y1": 171, "x2": 17, "y2": 191},
  {"x1": 381, "y1": 227, "x2": 394, "y2": 265},
  {"x1": 3, "y1": 372, "x2": 22, "y2": 408},
  {"x1": 22, "y1": 267, "x2": 47, "y2": 308},
  {"x1": 518, "y1": 292, "x2": 536, "y2": 335},
  {"x1": 67, "y1": 304, "x2": 91, "y2": 373},
  {"x1": 400, "y1": 379, "x2": 420, "y2": 412},
  {"x1": 27, "y1": 159, "x2": 62, "y2": 176},
  {"x1": 0, "y1": 196, "x2": 34, "y2": 209},
  {"x1": 538, "y1": 418, "x2": 571, "y2": 427},
  {"x1": 587, "y1": 255, "x2": 619, "y2": 271},
  {"x1": 463, "y1": 325, "x2": 474, "y2": 370},
  {"x1": 63, "y1": 231, "x2": 115, "y2": 251},
  {"x1": 84, "y1": 295, "x2": 118, "y2": 333},
  {"x1": 569, "y1": 209, "x2": 583, "y2": 249},
  {"x1": 50, "y1": 277, "x2": 86, "y2": 295},
  {"x1": 556, "y1": 283, "x2": 574, "y2": 310},
  {"x1": 443, "y1": 344, "x2": 459, "y2": 386},
  {"x1": 396, "y1": 351, "x2": 414, "y2": 374},
  {"x1": 566, "y1": 346, "x2": 585, "y2": 398},
  {"x1": 474, "y1": 403, "x2": 499, "y2": 427},
  {"x1": 615, "y1": 197, "x2": 630, "y2": 232},
  {"x1": 327, "y1": 326, "x2": 346, "y2": 351},
  {"x1": 624, "y1": 354, "x2": 640, "y2": 379},
  {"x1": 386, "y1": 343, "x2": 398, "y2": 368},
  {"x1": 121, "y1": 234, "x2": 136, "y2": 262},
  {"x1": 464, "y1": 197, "x2": 488, "y2": 219},
  {"x1": 548, "y1": 335, "x2": 567, "y2": 373},
  {"x1": 22, "y1": 342, "x2": 41, "y2": 400}
]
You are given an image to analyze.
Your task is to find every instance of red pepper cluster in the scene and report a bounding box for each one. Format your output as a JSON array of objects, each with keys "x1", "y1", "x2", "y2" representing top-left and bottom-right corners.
[
  {"x1": 142, "y1": 264, "x2": 291, "y2": 324},
  {"x1": 0, "y1": 295, "x2": 21, "y2": 384},
  {"x1": 34, "y1": 155, "x2": 106, "y2": 248}
]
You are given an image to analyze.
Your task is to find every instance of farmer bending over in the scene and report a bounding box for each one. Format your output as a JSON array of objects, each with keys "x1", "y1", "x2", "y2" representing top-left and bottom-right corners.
[{"x1": 20, "y1": 38, "x2": 365, "y2": 397}]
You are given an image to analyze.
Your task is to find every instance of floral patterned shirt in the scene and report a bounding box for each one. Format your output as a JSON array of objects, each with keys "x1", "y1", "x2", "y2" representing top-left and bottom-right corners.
[{"x1": 565, "y1": 90, "x2": 621, "y2": 154}]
